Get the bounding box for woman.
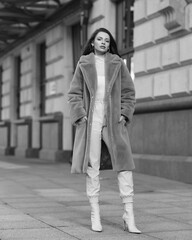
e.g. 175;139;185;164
68;28;141;234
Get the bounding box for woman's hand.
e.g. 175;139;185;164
119;115;126;123
76;116;87;125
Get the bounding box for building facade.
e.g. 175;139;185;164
131;0;192;183
0;0;192;183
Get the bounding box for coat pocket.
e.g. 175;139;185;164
71;121;87;173
118;120;130;144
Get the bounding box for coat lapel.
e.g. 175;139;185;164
105;53;121;94
79;52;121;96
79;53;97;96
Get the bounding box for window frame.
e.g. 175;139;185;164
0;66;2;120
116;0;135;73
38;41;46;116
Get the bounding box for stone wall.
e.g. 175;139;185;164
0;23;73;159
132;0;192;183
134;0;192;100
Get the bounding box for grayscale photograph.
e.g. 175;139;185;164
0;0;192;239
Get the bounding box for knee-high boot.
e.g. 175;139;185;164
90;200;102;232
118;171;141;234
123;202;141;234
86;174;102;232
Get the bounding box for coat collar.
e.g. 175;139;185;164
79;52;121;96
79;52;120;64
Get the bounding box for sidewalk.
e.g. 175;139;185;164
0;156;192;240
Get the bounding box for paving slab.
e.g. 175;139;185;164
0;220;48;230
7;201;64;209
0;156;192;240
148;230;192;240
0;228;76;240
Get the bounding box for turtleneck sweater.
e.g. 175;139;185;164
95;55;105;101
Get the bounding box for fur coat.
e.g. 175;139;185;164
68;52;136;174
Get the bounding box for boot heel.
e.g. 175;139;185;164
122;214;141;234
123;220;128;231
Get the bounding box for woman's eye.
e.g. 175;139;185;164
96;38;109;43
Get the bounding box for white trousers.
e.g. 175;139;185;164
86;101;134;204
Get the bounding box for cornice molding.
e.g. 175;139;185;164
185;0;192;3
110;0;122;3
135;96;192;114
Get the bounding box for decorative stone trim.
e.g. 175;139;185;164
89;15;105;25
185;0;192;3
158;0;187;34
110;0;121;3
135;95;192;113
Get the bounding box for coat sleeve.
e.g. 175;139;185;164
120;59;136;123
68;62;87;125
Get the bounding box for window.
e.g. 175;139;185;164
72;23;81;69
0;66;2;120
38;42;46;116
116;0;135;79
14;56;21;118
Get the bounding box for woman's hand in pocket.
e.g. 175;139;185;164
76;116;87;125
119;115;126;123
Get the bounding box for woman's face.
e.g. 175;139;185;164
93;31;110;55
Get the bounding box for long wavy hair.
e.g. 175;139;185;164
82;28;120;57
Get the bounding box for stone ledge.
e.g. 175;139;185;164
0;146;14;156
135;95;192;113
133;153;192;184
39;149;71;162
